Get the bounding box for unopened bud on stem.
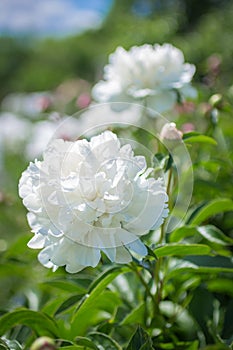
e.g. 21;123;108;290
209;94;223;109
30;337;56;350
160;122;183;141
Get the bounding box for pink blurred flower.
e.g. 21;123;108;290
76;93;91;109
175;101;196;114
181;123;195;133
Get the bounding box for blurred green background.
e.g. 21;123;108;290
1;0;233;100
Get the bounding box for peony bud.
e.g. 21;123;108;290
209;94;223;109
160;123;183;141
30;337;56;350
160;122;183;151
76;93;91;109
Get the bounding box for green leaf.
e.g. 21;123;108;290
55;294;85;316
168;266;233;279
154;340;199;349
88;266;127;293
126;326;153;350
187;199;233;226
0;339;9;350
200;346;229;350
169;225;233;248
169;226;197;243
183;132;217;145
4;340;22;350
197;225;233;245
153;343;174;349
121;303;145;326
154;244;212;258
42;280;86;294
207;279;233;296
0;309;59;337
71;267;129;336
187;341;199;350
42;296;68;316
58;347;83;350
89;332;122;350
75;336;99;350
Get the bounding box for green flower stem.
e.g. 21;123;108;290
129;262;157;306
158;166;173;245
155;166;173;307
154;256;163;305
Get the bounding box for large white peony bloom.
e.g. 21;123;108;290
19;131;168;273
92;44;196;113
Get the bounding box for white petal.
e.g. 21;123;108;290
126;239;147;257
102;247;116;262
146;91;177;113
65;264;85;273
27;233;45;249
180;84;197;99
67;243;101;268
38;246;55;269
23;193;41;212
115;246;132;264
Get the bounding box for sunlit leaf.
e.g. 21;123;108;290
0;339;9;350
89;332;122;349
70;267;129;336
0;339;22;350
168;265;233;279
183;132;217;145
169;225;233;247
42;296;67;316
187;199;233;226
55;294;85;316
169;227;197;243
121;303;145;326
207;279;233;296
197;225;233;245
88;266;128;293
154;244;211;258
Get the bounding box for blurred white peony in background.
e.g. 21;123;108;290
0;113;31;149
19;130;168;273
92;43;196;113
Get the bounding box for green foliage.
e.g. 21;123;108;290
1;1;233;97
0;1;233;349
154;243;212;258
126;326;153;350
0;310;59;337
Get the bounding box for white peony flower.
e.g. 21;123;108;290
92;44;196;113
2;92;52;118
19;131;168;273
0;112;32;150
25;116;82;159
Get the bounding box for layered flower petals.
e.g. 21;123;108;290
92;43;196;113
19;131;168;273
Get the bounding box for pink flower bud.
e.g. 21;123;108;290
76;93;91;109
30;337;56;350
160;122;183;141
